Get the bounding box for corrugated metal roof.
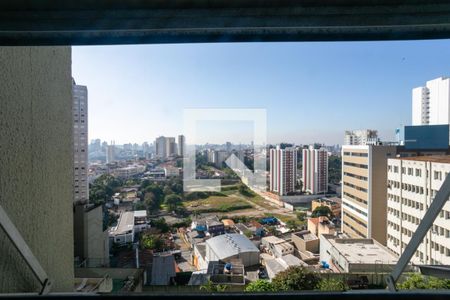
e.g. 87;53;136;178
205;234;259;259
150;254;176;285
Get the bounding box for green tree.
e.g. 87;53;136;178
296;211;307;221
316;278;349;291
272;266;320;291
163;185;173;196
144;192;156;208
311;205;333;219
152;218;170;233
200;280;228;292
89;174;122;205
328;155;342;184
398;273;450;290
144;184;164;203
165;194;182;211
245;280;275;292
133;202;146;211
141;233;164;251
286;220;298;231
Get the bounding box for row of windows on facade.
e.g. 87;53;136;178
388;165;448;180
343;152;368;157
343;200;367;217
343;162;368;169
343;191;368;206
342;220;366;238
388;193;425;210
388;212;450;237
387;180;441;197
387;234;448;260
343;171;368;181
343;210;367;228
388;235;450;258
343;181;367;193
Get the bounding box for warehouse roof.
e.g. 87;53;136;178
205;234;259;259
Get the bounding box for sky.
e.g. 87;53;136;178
72;39;450;145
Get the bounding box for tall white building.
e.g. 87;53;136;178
344;130;378;145
387;156;450;265
270;146;297;196
412;77;450;126
302;146;328;194
178;135;185;157
73;80;88;204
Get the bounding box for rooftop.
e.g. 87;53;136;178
109;211;134;236
134;210;147;218
262;236;288;245
265;254;308;279
323;235;398;265
293;230;318;242
150;253;176;285
221;219;235;227
392;155;450;164
205;234;259;259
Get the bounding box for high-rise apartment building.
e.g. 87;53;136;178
178;135;185;156
270;146;297;196
302;146;329;194
226;141;232;152
155;136;167;158
155;136;176;158
72;81;110;268
344;129;379;145
387;156;450;265
412;77;450;126
341;145;397;244
106;142;116;163
167;137;176;157
73;80;88;204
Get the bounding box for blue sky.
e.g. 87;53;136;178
72;39;450;145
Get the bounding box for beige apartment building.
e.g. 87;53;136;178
387;156;450;265
341;145;397;245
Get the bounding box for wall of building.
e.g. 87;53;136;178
292;234;319;253
369;146;397;245
85;205;110;267
341;146;370;239
0;47;74;292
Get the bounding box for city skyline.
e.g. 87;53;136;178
73;40;450;145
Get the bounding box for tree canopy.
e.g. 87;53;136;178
272;266;320;291
245;280;275;292
311;205;333;219
89;174;122;205
398;273;450;290
165;194;182;211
